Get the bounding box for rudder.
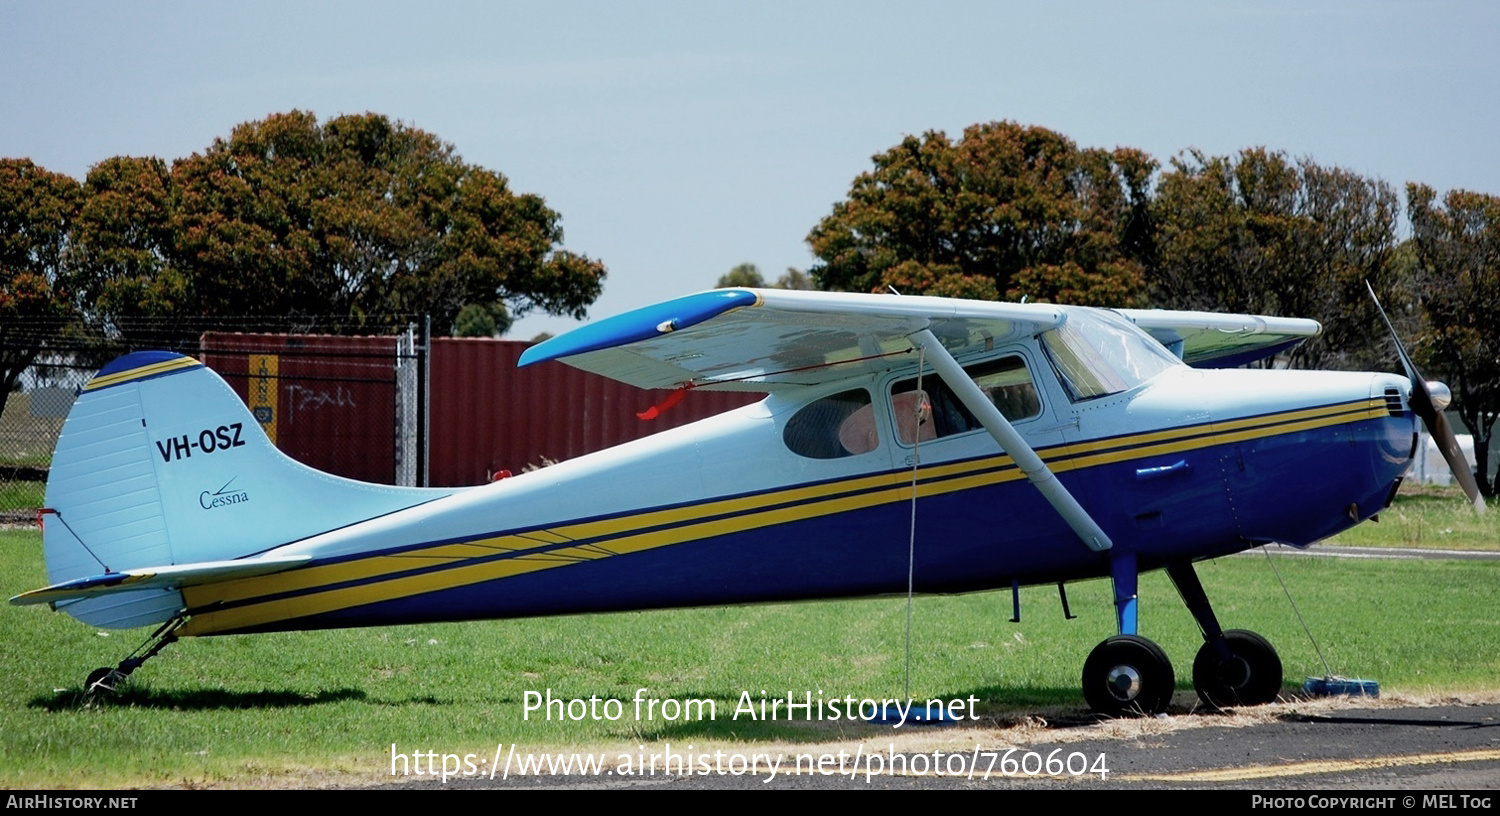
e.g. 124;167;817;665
42;351;454;628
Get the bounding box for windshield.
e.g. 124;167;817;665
1040;309;1182;401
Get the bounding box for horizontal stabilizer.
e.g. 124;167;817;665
10;555;311;607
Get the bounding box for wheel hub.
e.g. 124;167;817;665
1084;634;1176;716
1191;629;1284;709
1106;665;1142;701
1220;655;1251;688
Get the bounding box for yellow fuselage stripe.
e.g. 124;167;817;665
179;398;1390;635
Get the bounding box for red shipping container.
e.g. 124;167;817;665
199;334;763;487
426;339;761;486
201;333;399;484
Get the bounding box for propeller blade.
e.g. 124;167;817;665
1429;410;1487;513
1365;282;1486;513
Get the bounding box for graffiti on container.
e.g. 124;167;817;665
285;384;357;424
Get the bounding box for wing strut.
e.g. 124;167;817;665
910;329;1112;552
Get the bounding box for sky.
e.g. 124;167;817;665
3;1;1497;340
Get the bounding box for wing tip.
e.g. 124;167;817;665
519;289;762;367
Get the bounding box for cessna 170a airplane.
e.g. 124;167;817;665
11;287;1479;715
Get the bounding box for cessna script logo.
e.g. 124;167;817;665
199;476;249;510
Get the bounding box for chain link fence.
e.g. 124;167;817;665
1;319;764;524
1;320;426;525
0;359;96;523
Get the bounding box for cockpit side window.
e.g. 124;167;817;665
784;388;879;459
889;355;1041;445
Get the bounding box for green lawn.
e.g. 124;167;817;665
0;391;63;470
0;480;44;517
1321;484;1500;550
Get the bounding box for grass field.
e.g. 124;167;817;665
1320;484;1500;550
1;389;61;519
0;391;63;470
1;489;1497;788
0;480;43;517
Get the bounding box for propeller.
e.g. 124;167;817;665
1366;282;1486;513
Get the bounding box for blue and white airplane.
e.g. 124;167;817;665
11;288;1478;715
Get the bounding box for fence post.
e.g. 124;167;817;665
394;327;418;487
419;316;431;488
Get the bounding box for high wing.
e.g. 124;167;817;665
519;289;1065;390
519;289;1320;385
1117;308;1321;368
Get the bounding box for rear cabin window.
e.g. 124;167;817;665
784;389;879;459
889;356;1041;445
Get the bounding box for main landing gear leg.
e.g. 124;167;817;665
1168;562;1283;709
1082;553;1175;716
86;616;185;695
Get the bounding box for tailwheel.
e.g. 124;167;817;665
1192;629;1283;709
1082;634;1175;716
81;615;185;697
85;667;126;695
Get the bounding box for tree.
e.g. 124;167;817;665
68;156;183;337
0;159;82;419
452;301;512;337
774;267;814;290
1151;149;1402;369
717;262;766;288
715;263;814;291
806;121;1155;306
1408;183;1500;496
69;111;605;344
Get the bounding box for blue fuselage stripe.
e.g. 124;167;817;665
182;397;1410;635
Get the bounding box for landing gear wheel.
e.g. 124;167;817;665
1082;635;1175;716
1192;629;1282;709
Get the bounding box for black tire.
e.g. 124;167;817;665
1082;635;1175;716
1192;629;1283;709
85;667;120;693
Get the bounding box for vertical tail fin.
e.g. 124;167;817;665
40;351;454;628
